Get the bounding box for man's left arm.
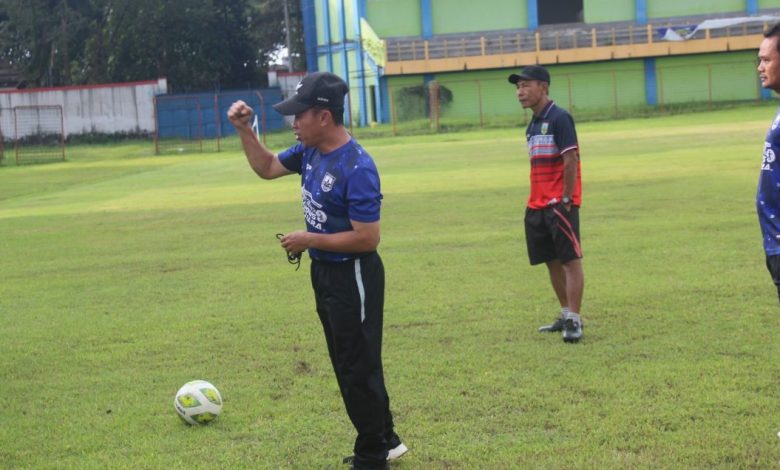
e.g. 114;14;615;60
280;221;380;255
555;113;579;210
562;148;578;210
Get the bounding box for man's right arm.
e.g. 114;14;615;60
227;100;292;180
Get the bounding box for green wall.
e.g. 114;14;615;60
647;0;744;19
545;61;646;112
431;0;527;35
384;52;760;122
759;0;780;7
656;52;759;104
366;0;421;37
385;60;646;121
584;0;635;23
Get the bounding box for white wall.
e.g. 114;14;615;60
0;78;168;137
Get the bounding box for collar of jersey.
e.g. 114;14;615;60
316;138;354;158
532;100;555;121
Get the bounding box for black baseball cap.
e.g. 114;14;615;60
272;72;349;115
508;65;551;85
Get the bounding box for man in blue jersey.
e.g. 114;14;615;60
228;72;406;470
758;24;780;303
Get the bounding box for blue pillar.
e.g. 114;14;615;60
337;0;351;125
321;0;333;72
380;76;390;123
747;0;759;15
421;0;433;39
636;0;647;25
301;0;318;72
374;72;383;123
527;0;538;30
354;0;368;126
644;58;657;106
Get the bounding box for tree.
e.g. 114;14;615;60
0;0;305;91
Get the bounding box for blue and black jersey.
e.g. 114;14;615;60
757;107;780;256
524;100;581;209
279;139;382;262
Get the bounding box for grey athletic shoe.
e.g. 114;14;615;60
562;317;583;343
538;317;566;332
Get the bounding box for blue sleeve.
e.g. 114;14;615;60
278;143;305;174
347;166;382;223
554;113;579;154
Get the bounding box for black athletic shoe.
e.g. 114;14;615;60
343;442;408;465
348;463;388;470
538;317;566;332
562;317;583;343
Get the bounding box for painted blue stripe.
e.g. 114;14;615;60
527;0;538;30
355;0;368;126
337;0;350;125
301;0;318;72
644;58;657;106
380;76;389;123
421;0;433;39
747;0;758;15
321;0;333;72
636;0;647;25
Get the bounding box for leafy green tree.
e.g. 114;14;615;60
0;0;304;90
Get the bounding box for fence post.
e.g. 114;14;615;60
428;81;440;132
153;96;159;155
389;87;397;137
214;94;221;152
254;90;267;144
591;28;597;48
424;40;429;60
658;68;665;113
707;64;713;108
567;74;574;115
480;37;486;56
477;80;484;127
535;31;541;52
612;70;619;118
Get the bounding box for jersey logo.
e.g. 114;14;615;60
541;122;549;135
321;172;336;192
763;141;776;171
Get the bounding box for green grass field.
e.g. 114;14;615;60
2;104;779;469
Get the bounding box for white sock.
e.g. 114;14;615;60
560;307;570;318
567;311;581;322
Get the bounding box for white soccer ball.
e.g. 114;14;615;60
174;380;223;425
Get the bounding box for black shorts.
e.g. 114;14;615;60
525;205;583;265
765;254;780;303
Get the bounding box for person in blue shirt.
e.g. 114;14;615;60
228;72;406;470
757;24;780;303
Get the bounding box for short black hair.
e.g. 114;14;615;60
314;106;345;126
765;22;780;53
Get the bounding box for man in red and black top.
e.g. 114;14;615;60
509;65;584;343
